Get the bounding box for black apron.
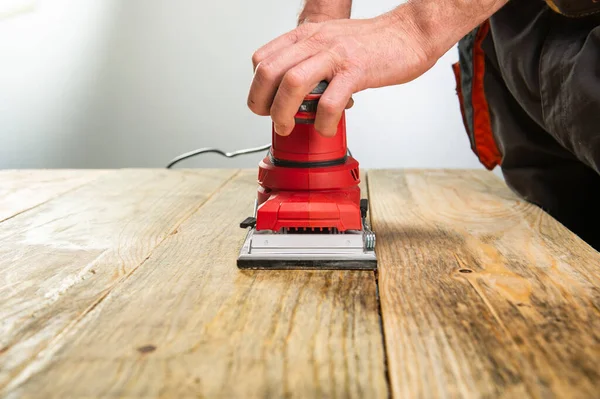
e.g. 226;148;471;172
453;0;600;249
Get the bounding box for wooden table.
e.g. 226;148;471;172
1;169;599;398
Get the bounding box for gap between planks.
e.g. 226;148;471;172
374;270;392;399
361;169;393;399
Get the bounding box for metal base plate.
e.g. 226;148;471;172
237;227;377;270
237;257;376;270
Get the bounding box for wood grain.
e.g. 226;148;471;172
368;169;600;399
0;169;237;393
4;170;388;398
0;169;107;222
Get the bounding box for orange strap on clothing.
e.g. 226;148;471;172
453;20;502;170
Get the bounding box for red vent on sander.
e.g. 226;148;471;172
255;81;362;233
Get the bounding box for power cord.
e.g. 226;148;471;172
166;143;353;168
166;143;271;168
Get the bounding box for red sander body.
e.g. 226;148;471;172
237;81;376;269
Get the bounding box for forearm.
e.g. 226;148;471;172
298;0;352;23
385;0;508;59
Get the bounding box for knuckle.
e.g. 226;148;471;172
252;50;263;68
330;42;348;59
290;29;302;42
289;25;310;44
282;68;306;90
254;62;277;83
295;23;313;38
308;30;328;46
318;97;341;115
251;50;263;67
324;49;341;70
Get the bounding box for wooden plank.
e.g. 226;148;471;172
0;169;107;222
0;168;238;392
368;169;600;398
5;171;389;398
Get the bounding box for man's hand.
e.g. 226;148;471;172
248;12;433;137
248;0;508;137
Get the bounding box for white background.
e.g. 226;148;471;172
0;0;488;171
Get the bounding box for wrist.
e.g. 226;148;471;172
298;0;352;24
382;0;508;60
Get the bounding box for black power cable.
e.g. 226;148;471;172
166;144;271;168
166;144;353;168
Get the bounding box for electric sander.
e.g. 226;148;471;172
237;81;376;269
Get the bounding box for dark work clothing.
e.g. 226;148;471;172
454;0;600;250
